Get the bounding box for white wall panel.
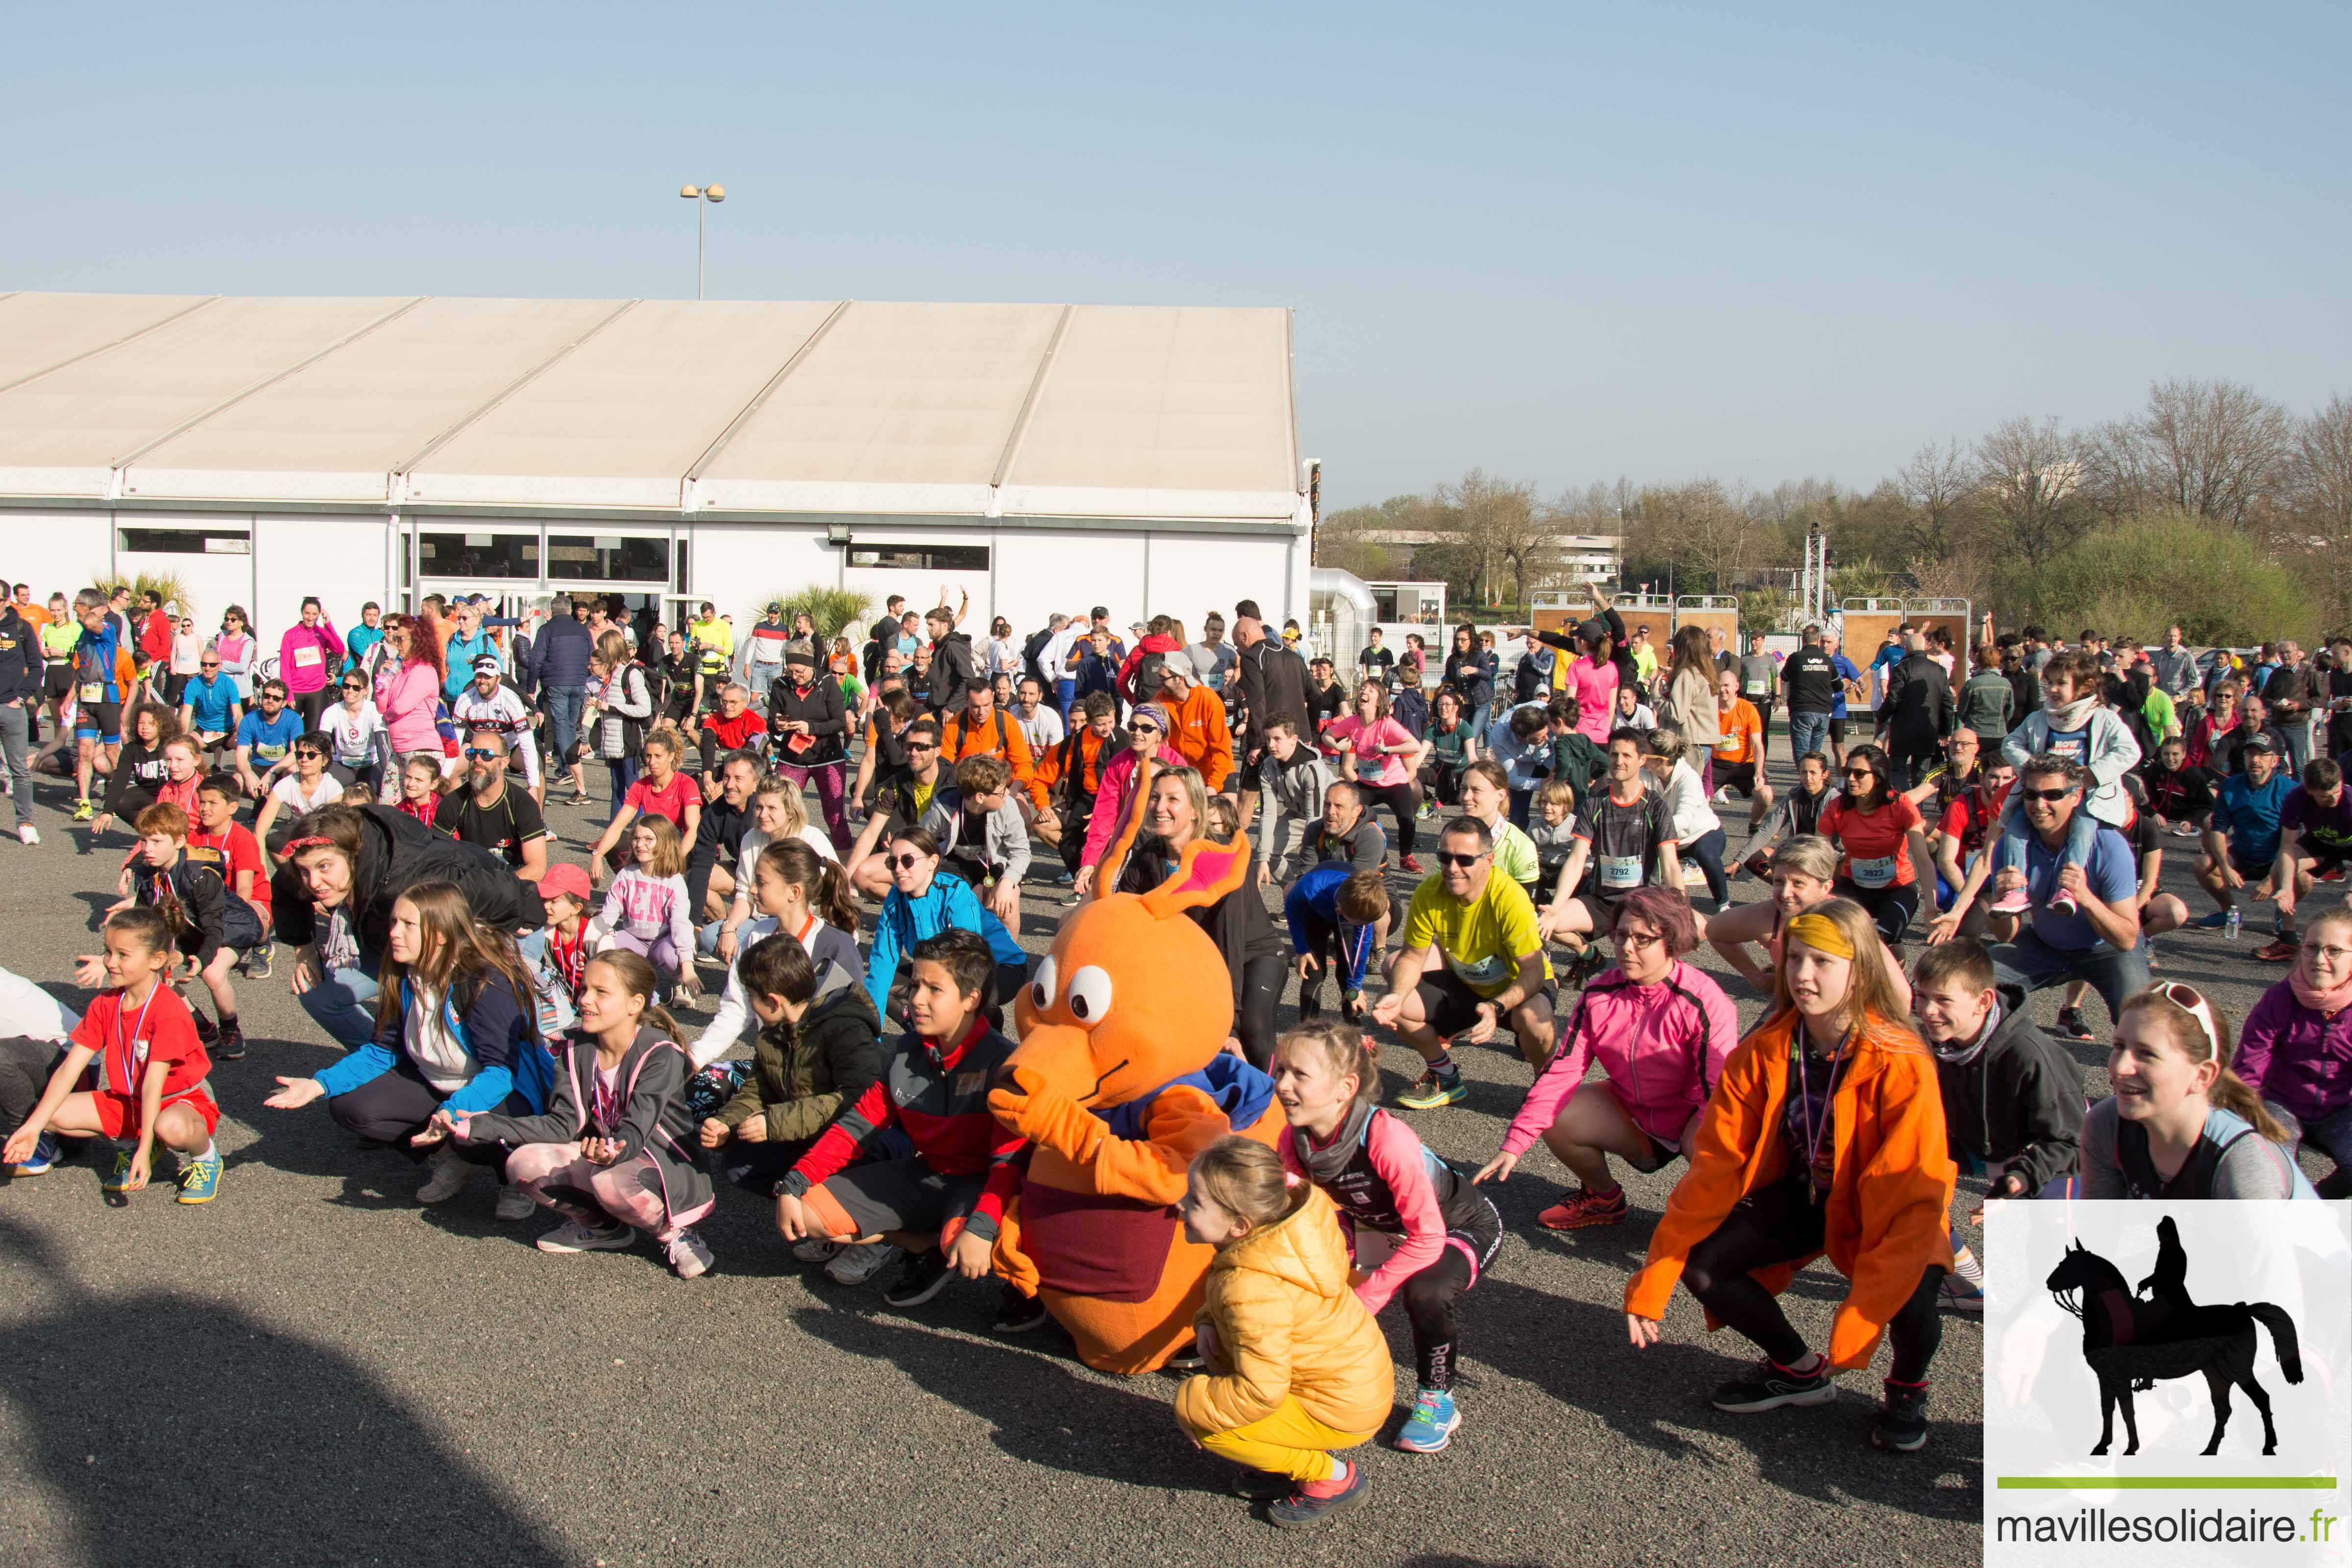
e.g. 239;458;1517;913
1141;532;1292;631
684;522;838;626
987;529;1148;637
253;514;392;638
0;510;114;602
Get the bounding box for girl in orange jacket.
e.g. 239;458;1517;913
1173;1136;1393;1529
1624;898;1956;1454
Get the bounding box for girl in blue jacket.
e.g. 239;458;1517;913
263;879;550;1217
866;826;1027;1027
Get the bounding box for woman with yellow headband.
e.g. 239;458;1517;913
1624;898;1956;1455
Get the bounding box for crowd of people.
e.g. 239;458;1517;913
0;570;2342;1528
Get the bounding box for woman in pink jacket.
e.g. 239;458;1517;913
1475;884;1738;1229
277;596;347;729
372;613;446;766
1072;702;1170;896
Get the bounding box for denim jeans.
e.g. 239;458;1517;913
1992;797;2097;877
2280;715;2315;778
541;685;586;770
1787;710;1830;767
1989;928;2151;1025
2265;1101;2352;1178
0;702;32;829
300;964;383;1052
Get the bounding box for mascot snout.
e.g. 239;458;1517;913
1001;1021;1114;1107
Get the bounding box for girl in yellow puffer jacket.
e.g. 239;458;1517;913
1173;1136;1393;1529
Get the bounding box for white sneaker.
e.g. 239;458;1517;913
792;1237;844;1264
494;1182;538;1221
1710;787;1733;805
416;1146;474;1203
824;1240;901;1286
536;1219;638;1253
16;824;36;846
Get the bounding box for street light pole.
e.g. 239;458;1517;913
679;183;727;299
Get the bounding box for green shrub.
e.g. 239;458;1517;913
760;586;872;645
90;568;197;623
1998;512;2314;647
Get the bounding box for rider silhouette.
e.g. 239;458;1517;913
2130;1215;2195;1387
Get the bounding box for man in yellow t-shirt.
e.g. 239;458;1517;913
1371;817;1557;1106
1709;667;1774;832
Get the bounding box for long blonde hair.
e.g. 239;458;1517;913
1190;1135;1309;1230
1770;897;1912;1042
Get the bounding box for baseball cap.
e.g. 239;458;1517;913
2241;731;2279;755
539;862;592;906
471;654;501;673
766;602;784;614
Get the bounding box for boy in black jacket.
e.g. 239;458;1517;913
1912;936;2085;1312
113;803;262;1060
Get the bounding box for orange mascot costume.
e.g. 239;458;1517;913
988;759;1285;1373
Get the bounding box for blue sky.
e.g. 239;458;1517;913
7;2;2347;505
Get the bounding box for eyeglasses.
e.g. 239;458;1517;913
888;853;927;870
2017;785;2076;803
464;746;502;760
1434;851;1488;869
2305;944;2352;965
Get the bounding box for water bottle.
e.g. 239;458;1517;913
2224;908;2242;941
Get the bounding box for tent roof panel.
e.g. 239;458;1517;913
0;292;214;391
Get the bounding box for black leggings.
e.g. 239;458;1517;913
1233;952;1286;1070
1353;779;1417;861
0;1037;63;1132
325;1054;516;1166
1682;1178;1944;1383
294;688;332;729
1390;1196;1501;1390
328;759;385;798
1834;877;1921;949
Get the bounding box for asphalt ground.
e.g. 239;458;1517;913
0;732;2329;1568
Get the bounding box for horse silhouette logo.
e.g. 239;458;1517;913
2044;1217;2304;1457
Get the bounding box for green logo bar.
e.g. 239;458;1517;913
1998;1477;2340;1491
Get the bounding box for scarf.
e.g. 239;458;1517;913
2043;692;2099;734
1930;998;2003;1067
2288;968;2352;1019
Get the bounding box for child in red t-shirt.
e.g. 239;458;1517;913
1;907;224;1202
190;773;275;979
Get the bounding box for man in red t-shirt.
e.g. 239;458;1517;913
1;907;223;1201
188;774;274;977
697;682;770;794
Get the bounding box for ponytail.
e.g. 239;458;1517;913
2210;1071;2293;1145
584;949;686;1050
761;839;857;932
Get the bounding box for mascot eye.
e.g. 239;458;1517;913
1029;955;1058;1013
1065;965;1113;1025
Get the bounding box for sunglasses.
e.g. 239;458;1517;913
464;746;502;760
1132;723;1162;736
294;750;324;761
905;741;938;753
2017;785;2077;803
1843;767;1876;780
888;853;927;870
200;662;220;670
1434;850;1487;869
342;681;366;691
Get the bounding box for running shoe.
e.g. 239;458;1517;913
792;1237;843;1265
72;798;94;823
1938;1275;1984;1314
1338;988;1364;1024
494;1183;538;1221
16;824;36;846
2193;908;2233;929
1537;1185;1629;1230
101;1150;136;1194
1710;1355;1837;1413
993;1283;1050;1333
1872;1381;1930;1451
882;1248;953;1308
665;1228;715;1279
1395;1069;1467;1110
416;1148;474;1203
214;1019;245;1061
176;1149;223;1205
190;1009;219;1047
1400;854;1425;874
2048;889;2079;917
1227;1469;1293;1500
536;1219;638;1253
2253;937;2300;963
244;945;272;980
824;1240;900;1285
1987;886;2031;916
1395;1388;1461;1453
2166;820;2198;837
7;1132;61;1176
1268;1461;1368;1529
2321;864;2347;883
2050;1007;2095;1043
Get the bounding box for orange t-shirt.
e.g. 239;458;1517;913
1712;699;1762;765
1817;793;1925;888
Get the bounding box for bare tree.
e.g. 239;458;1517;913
2071;417;2158;522
1434;469;1553;608
2130;378;2292;525
2287;395;2352;622
1973;416;2092;569
1895;438;1974;561
1644;478;1757;595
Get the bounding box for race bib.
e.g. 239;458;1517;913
1598;853;1642;888
1446;951;1509;987
1850;853;1898;888
78;682;103;703
254;739;288;760
1715;735;1742;759
292;645;321;669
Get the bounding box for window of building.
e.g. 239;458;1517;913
547;535;670;584
416;531;538;579
117;526;250;555
847;544;990;572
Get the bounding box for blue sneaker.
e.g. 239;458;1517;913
8;1132;60;1176
1396;1387;1461;1452
177;1149;223;1205
2193;909;2232;930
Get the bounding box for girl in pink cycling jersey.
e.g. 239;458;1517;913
1476;885;1738;1229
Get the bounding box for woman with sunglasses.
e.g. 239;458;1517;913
2084;981;2319;1199
862;826;1028;1027
208;606;257;702
1816;744;1935;951
1073;702;1171;899
254;730;344;854
166;615;203;709
1112;762;1286;1068
325;669;393;802
1625;897;1956;1453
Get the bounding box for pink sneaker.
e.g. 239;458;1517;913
1988;886;2032;915
2048;889;2078;917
